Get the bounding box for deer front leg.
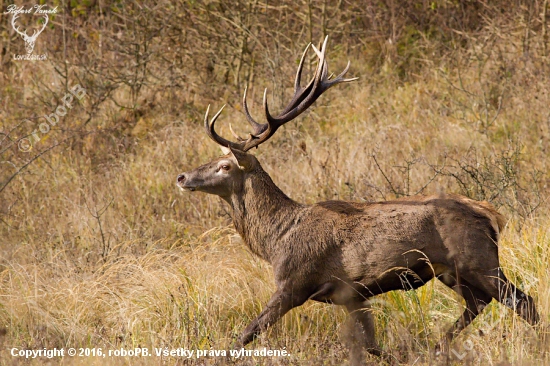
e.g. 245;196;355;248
343;299;380;363
236;289;306;346
344;298;396;365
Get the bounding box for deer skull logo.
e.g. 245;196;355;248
11;12;48;55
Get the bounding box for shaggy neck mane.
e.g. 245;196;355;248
229;168;303;262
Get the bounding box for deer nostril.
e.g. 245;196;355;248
177;174;186;183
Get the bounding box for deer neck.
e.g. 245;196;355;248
228;169;302;263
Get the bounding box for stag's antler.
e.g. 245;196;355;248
12;12;49;54
205;36;358;152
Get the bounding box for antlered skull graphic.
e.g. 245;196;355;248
11;12;48;54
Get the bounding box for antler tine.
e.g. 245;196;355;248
315;37;358;86
326;61;359;86
204;104;237;149
294;43;311;93
310;36;327;59
205;104;263;151
229;123;245;142
242;86;266;136
311;36;330;82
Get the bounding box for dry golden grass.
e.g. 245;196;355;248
0;220;548;365
1;5;550;364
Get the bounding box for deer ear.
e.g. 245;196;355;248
229;147;253;171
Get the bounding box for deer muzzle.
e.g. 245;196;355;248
177;173;196;191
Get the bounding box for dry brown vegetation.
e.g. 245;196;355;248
0;0;549;364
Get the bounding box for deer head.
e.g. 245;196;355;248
177;146;257;201
12;12;49;54
177;36;357;198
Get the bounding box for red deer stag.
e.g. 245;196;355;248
177;37;539;362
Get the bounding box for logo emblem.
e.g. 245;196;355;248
11;12;48;55
4;4;58;60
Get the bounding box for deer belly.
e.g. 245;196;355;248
353;261;436;297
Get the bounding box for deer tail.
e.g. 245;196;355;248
476;200;507;237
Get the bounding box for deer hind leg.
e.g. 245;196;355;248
435;271;492;356
465;268;539;326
